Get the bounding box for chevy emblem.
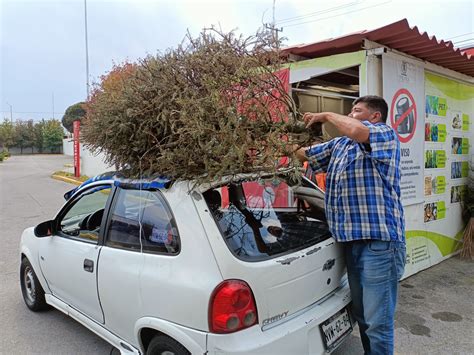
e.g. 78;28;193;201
323;258;336;271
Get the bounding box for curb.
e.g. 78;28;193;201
51;174;83;186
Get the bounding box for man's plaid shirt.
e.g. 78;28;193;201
306;121;405;243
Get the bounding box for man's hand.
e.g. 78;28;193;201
303;112;328;128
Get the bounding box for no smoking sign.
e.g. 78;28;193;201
390;88;417;143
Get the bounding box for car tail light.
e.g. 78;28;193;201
209;280;258;333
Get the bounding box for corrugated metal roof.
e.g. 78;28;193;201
463;47;474;57
282;19;474;77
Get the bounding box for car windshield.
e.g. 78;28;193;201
203;176;330;261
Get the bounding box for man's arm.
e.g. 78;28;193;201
290;139;336;173
304;112;370;143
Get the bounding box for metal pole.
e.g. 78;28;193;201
84;0;90;100
273;0;276;42
272;0;275;27
52;92;55;119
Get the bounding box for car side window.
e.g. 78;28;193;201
59;185;112;243
106;189;180;254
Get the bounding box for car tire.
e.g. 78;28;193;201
146;335;190;355
20;258;48;311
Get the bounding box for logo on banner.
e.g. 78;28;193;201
400;62;408;77
390;88;417;143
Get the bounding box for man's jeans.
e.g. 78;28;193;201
343;240;406;355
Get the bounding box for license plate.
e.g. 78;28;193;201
320;307;352;351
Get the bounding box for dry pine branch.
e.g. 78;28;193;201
83;28;319;184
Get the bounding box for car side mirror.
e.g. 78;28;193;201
34;220;55;238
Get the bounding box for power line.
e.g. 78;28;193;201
275;1;359;25
282;0;392;28
453;38;474;45
457;42;474;50
446;32;474;40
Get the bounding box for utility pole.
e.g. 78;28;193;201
265;0;282;44
264;23;283;43
84;0;90;100
273;0;276;27
52;93;55;119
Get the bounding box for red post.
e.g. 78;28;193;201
73;120;81;177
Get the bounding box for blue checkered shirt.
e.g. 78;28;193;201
306;121;405;243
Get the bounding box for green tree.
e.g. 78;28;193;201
43;119;64;153
14;120;35;153
0;119;14;150
34;119;46;153
62;102;86;133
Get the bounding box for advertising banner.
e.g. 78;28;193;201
73;120;81;177
383;54;425;206
404;71;473;277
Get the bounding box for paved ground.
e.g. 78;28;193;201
334;256;474;355
0;155;112;354
1;155;473;354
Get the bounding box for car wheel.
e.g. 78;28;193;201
20;258;48;311
146;335;190;355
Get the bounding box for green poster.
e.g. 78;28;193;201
437;201;446;219
425;150;433;168
426;95;439;115
435;176;446;194
462;162;469;177
462;114;470;131
438;124;446;142
461;138;469;154
438;98;447;116
436;150;446;168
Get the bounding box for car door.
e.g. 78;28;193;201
98;187;181;344
38;183;114;323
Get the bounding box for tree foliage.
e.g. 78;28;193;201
0;119;64;153
14;120;35;152
62;102;86;133
34;119;46;153
84;28;316;184
42;119;64;152
0;119;15;149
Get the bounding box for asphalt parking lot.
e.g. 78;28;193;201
1;155;473;354
0;155;112;354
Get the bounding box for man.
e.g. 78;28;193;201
295;95;405;355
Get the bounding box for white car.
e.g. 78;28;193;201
19;172;352;354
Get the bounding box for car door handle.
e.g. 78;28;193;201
83;259;94;273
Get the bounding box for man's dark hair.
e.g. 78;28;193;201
353;95;388;123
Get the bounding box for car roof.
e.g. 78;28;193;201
63;171;172;200
63;168;309;200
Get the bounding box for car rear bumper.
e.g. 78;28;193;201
205;281;352;354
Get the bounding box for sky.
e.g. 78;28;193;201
1;0;473;122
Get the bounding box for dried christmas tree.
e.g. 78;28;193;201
83;28;317;184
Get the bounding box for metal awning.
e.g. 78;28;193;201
282;19;474;77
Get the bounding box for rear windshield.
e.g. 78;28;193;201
203;177;330;261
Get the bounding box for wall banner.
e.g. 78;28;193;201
403;71;473;278
73;120;81;178
383;54;425;206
